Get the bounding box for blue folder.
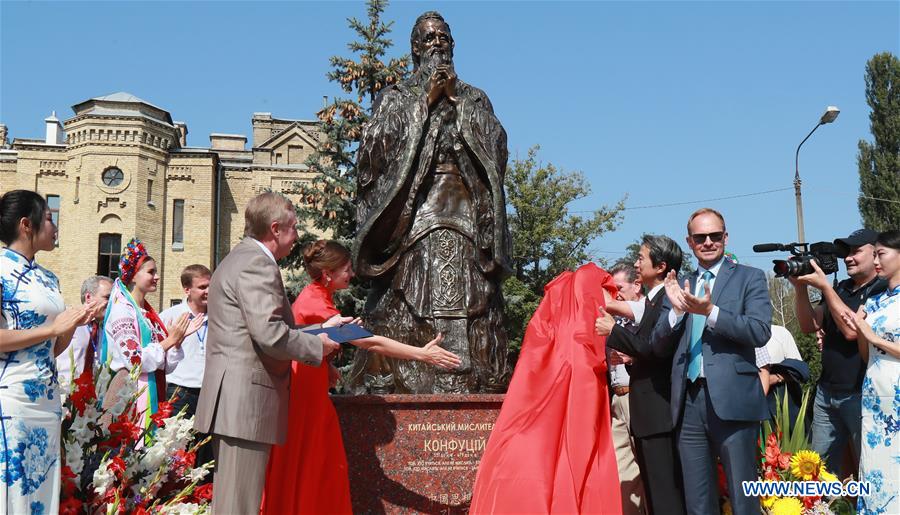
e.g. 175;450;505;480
303;324;374;344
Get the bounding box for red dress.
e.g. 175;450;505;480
260;281;353;514
470;263;622;514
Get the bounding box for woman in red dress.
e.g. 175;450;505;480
261;240;461;514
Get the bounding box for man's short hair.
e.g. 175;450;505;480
641;234;684;276
80;275;112;303
244;191;294;240
609;262;638;283
686;207;726;234
181;264;212;288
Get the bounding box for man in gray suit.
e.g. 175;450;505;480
653;208;772;515
195;192;343;513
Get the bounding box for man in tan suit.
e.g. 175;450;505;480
195;192;343;513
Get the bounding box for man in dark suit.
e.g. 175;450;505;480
596;235;686;515
652;208;772;515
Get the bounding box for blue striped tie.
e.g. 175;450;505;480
686;270;714;381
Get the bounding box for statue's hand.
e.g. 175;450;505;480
427;69;445;107
441;64;458;104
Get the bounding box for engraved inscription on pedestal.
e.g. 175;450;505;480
334;394;503;514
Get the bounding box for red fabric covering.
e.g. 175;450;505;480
470;263;622;514
260;281;353;514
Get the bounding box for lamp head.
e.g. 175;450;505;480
820;106;840;124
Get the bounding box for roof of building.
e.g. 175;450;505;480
71;92;174;126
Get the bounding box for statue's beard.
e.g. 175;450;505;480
414;48;454;86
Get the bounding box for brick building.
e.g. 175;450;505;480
0;92;323;308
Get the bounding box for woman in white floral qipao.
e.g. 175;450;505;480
0;190;93;514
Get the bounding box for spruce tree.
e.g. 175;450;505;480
284;0;409;315
857;52;900;231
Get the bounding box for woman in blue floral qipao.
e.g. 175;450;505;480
0;190;93;514
845;230;900;515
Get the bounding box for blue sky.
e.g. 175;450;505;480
2;1;898;273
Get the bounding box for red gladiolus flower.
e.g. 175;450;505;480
108;455;127;477
61;465;79;495
764;467;780;481
59;496;83;515
171;449;196;475
193;483;213;502
802;495;821;509
150;401;174;428
717;462;728;497
777;451;792;471
69;369;97;415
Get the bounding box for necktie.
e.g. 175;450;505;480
686;270;714;381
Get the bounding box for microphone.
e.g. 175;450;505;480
752;243;784;253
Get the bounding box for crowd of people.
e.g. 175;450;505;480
587;217;899;515
1;184;898;515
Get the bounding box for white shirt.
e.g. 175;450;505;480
160;300;207;388
627;283;665;325
57;324;93;393
252;238;277;264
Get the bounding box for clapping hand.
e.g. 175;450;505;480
52;302;95;338
842;305;873;339
664;270;713;316
422;333;461;370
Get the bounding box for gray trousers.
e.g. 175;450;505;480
211;434;271;514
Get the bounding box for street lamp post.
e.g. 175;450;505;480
794;106;840;244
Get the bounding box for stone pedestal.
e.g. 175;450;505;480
333;394;503;514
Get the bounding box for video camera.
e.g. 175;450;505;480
752;241;840;278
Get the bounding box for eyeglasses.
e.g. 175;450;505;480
690;232;725;245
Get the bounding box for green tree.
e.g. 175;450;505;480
857;52;900;231
283;0;409;315
504;145;626;359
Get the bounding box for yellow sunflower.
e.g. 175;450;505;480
761;493;778;509
819;469;838;483
790;449;822;480
770;497;804;515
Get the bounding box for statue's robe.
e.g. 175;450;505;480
351;77;511;393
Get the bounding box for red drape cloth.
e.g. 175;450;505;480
469;263;622;514
260;281;353;514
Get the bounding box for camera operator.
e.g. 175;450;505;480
790;228;886;478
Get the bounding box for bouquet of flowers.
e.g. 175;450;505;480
60;366;214;514
755;389;855;515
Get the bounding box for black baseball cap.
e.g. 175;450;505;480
833;229;878;258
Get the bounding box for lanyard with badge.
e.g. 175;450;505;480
189;312;208;354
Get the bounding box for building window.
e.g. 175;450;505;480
275;153;282;164
98;233;121;279
288;145;303;164
46;194;60;245
172;199;184;249
147;179;154;204
102;167;124;187
170;299;182;307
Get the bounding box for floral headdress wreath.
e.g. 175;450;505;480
119;238;150;284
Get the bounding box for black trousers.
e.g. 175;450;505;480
634;431;686;515
167;383;214;484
